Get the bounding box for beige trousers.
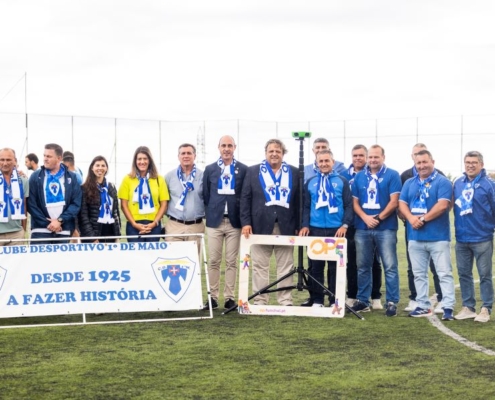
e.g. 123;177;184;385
251;223;294;306
206;219;241;302
0;229;26;246
164;218;205;252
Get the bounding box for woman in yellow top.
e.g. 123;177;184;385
118;146;169;243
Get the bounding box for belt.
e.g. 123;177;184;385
168;216;203;225
223;214;229;218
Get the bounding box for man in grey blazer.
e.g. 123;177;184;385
202;135;248;310
241;138;299;306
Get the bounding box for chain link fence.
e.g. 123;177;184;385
2;112;494;185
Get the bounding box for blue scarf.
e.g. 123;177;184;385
258;160;292;208
97;181;115;223
0;168;26;223
217;157;236;195
346;163;365;187
363;165;386;210
411;170;438;214
45;164;66;207
175;164;196;211
315;171;338;213
455;172;482;216
133;173;155;214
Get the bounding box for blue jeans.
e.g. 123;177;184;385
405;226;443;301
455;240;494;312
31;232;70;245
409;241;455;310
126;220;162;243
355;229;399;305
346;227;381;299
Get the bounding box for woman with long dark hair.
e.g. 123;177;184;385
78;156;121;243
118;146;169;243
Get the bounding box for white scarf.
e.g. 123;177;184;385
258;160;292;208
97;181;115;223
455;172;482;216
132;173;155;214
217;157;236;195
315;172;338;214
0;168;26;223
363;165;386;210
175;164;196;211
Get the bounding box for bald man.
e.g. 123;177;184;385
202;136;248;310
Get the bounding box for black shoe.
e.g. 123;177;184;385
224;299;236;310
202;298;218;310
300;298;313;307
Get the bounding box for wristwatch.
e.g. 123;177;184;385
419;215;426;223
57;217;64;224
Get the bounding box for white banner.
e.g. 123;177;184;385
0;241;203;318
237;235;347;318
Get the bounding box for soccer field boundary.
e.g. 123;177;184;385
405;278;495;356
428;315;495;356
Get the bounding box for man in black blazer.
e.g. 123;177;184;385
241;138;299;306
202;135;248;310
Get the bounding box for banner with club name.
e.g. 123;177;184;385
0;241;203;318
237;235;347;318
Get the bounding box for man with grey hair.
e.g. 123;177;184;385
165;143;205;247
300;137;346;306
303;137;346;183
241;138;299;306
299;149;353;307
0;148;29;246
453;150;495;323
202;135;248;310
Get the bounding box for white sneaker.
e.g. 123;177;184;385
454;306;477;320
474;307;490;323
372;299;383;310
346;298;356;307
312;303;324;308
434;302;444;314
404;300;418;312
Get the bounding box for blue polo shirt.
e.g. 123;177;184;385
302;172;353;229
352;166;401;230
399;173;452;241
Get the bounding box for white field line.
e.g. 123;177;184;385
428;315;495;356
426;278;495;356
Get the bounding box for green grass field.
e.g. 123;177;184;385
1;221;495;399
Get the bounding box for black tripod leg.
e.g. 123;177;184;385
301;268;364;320
222;267;300;315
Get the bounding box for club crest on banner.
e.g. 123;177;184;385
151;257;196;303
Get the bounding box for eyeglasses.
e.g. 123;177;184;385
464;161;480;166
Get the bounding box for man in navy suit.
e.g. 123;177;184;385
241;138;299;306
202;135;248;310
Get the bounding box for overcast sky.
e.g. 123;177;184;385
1;0;494;122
